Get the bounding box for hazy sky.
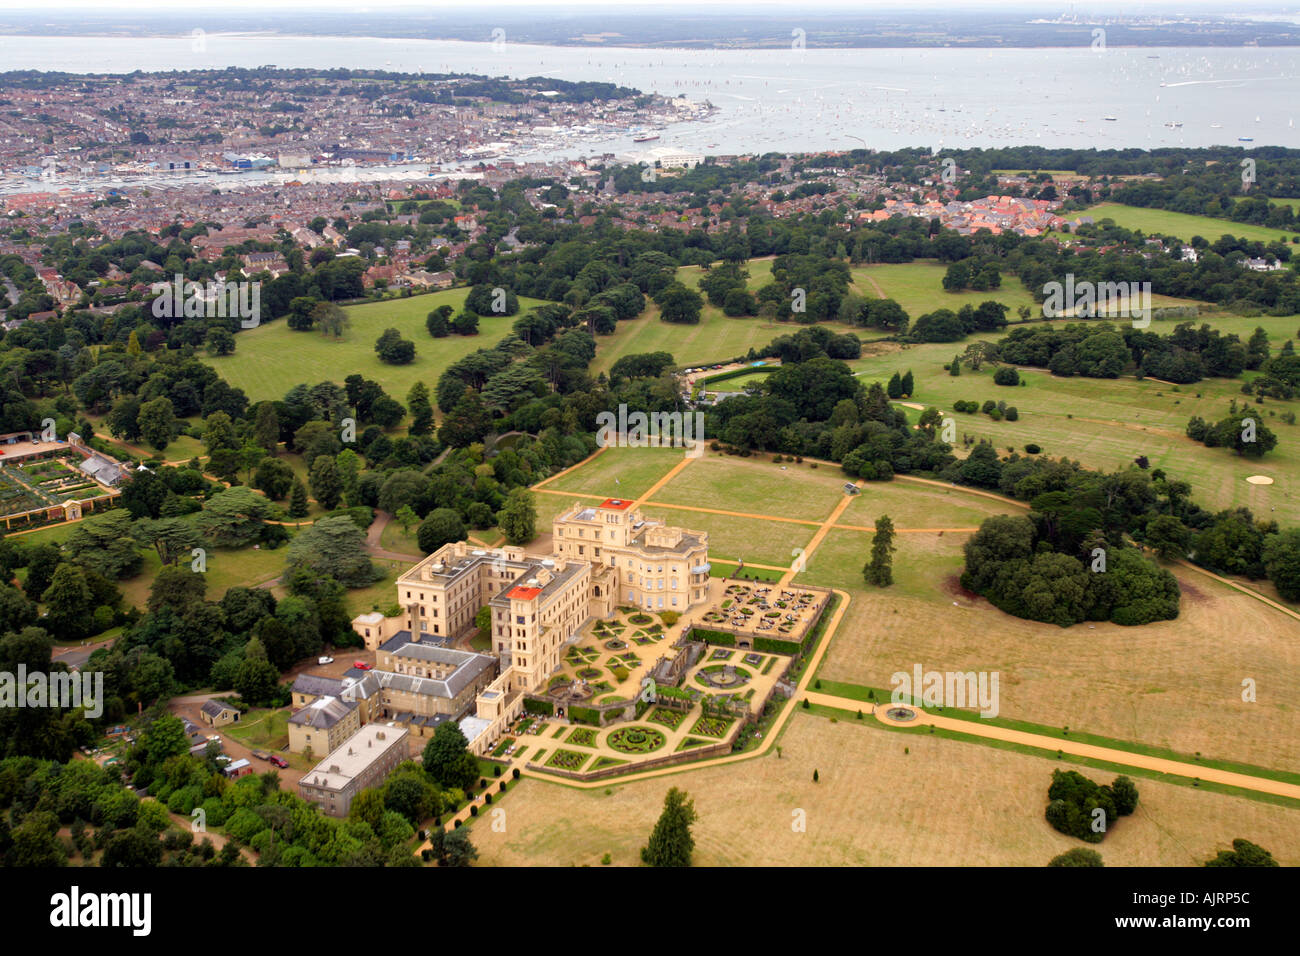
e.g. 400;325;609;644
0;0;1285;11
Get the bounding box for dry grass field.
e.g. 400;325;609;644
470;714;1300;866
803;530;1300;773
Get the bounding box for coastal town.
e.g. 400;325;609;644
0;68;711;190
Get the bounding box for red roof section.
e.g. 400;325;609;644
505;585;542;601
598;498;634;511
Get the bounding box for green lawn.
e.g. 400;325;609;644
590;259;860;376
650;454;849;522
849;260;1042;318
1076;202;1300;245
343;570;403;617
543;445;682;500
202;542;288;595
160;435;204;463
225;708;291;750
845;335;1300;513
795;526;965;600
840;480;1017;529
378;518;422;556
207;288;551;403
642;507;816;567
708;370;775;392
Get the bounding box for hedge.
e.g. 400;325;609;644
523;698;554;716
754;636;802;655
698;365;775;387
689;627;736;646
569;705;602;726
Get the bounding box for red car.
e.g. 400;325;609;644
353;661;373;671
267;754;288;768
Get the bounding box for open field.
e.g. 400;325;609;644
206;288;550;403
850;260;1041;317
803;528;1300;773
470;712;1300;866
590;260;862;376
840;478;1016;528
1077;202;1300;244
843;337;1300;513
641;506;817;567
541;444;682;500
649;453;849;521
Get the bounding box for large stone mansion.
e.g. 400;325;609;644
320;497;711;753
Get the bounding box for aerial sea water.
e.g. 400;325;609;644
3;34;1298;159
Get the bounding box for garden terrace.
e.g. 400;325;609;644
683;579;834;653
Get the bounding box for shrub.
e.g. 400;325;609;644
1004;406;1019;421
993;366;1020;386
1024;443;1041;454
1049;848;1104;867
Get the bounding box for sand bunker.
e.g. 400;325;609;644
1245;475;1274;485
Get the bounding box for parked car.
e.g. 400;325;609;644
267;754;289;768
353;661;372;671
251;749;271;762
318;655;335;665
